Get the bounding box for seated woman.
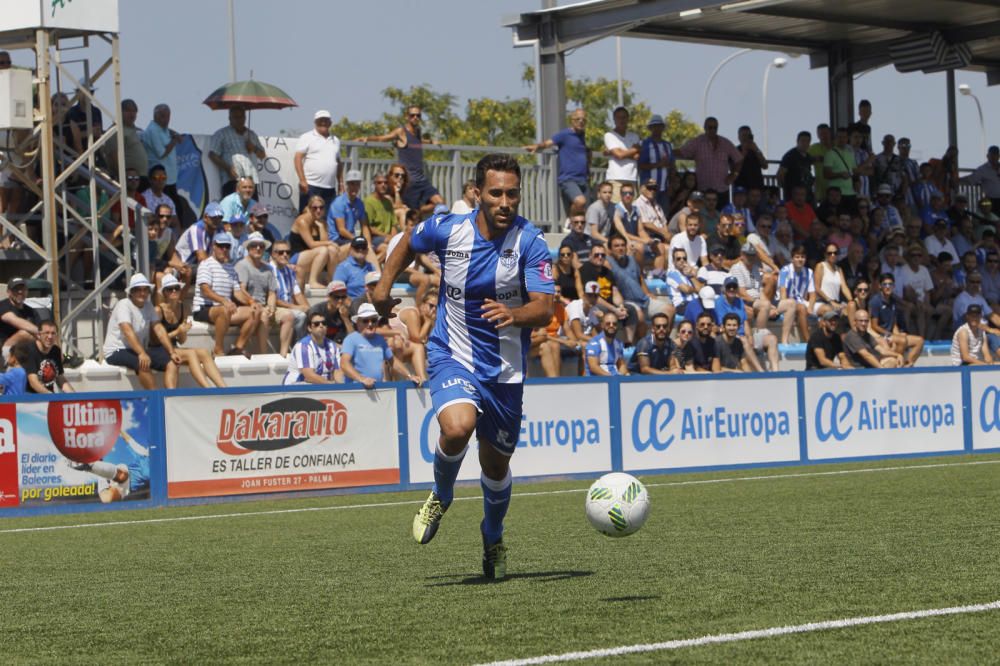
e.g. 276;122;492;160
154;274;226;388
289;194;340;293
283;311;344;385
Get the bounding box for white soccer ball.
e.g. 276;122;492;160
585;472;650;537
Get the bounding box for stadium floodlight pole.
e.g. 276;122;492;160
762;57;787;156
702;48;752;120
959;84;987;156
227;0;237;82
616;37;624;108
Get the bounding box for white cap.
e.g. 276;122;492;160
126;273;154;293
698;286;717;306
241;231;271;250
345;169;363;182
365;271;381;285
583;281;601;295
351;302;380;322
314;109;332;121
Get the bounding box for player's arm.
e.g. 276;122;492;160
372;228;417;317
483;291;554;330
341;352;376;389
586;352;611;377
300;367;334;384
616;354;630;376
57;374;75;392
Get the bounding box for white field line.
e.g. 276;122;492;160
2;457;998;535
475;600;1000;666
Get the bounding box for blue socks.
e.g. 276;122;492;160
431;443;467;506
480;470;512;545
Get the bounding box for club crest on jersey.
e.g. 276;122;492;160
499;248;519;269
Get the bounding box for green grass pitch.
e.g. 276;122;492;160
2;454;1000;664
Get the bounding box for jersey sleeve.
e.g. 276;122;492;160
584;337;601;358
408;214;445;255
523;231;555;294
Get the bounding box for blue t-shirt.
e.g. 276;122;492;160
409;210;555;384
714;295;747;335
584;334;624;376
0;366;27;396
551;128;589;183
333;256;375;298
341;331;392;382
327;194;368;242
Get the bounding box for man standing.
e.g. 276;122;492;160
295;109;343;213
638;114;673;211
525;108;591;215
733;126;766;192
24;320;74;393
603;106;640;203
208;106;266;197
141;103;181;212
962;146;1000;210
777;131;815;199
808;123;833;202
676;117;742;205
873;134;904;197
585;312;628;376
106;99;148;179
585;181;614;244
372;153;555;580
823;127;859;213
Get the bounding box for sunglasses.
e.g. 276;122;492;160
652;324;670;330
309;205;324;210
881;282;895;287
856;287;869;293
826;251;838;256
592;252;606;258
679;329;693;335
309;321;326;328
163;285;181;293
358;317;378;325
621;191;635;197
272;249;290;256
408;113;421;118
215;243;232;249
391;172;406;177
330;293;347;299
559;252;573;257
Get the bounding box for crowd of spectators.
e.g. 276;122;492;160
3;73;1000;390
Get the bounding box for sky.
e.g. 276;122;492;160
5;0;999;168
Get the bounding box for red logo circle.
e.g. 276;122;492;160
47;400;123;464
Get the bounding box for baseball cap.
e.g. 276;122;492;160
204;202;224;218
709;244;725;255
7;277;26;291
723;276;739;289
228;214;247;226
351;303;379;322
212;231;236;247
821;310;840;321
876;184;893;195
365;271;381;285
989;145;999;155
647;114;665;127
583;281;601;295
733;186;747;194
350;236;369;249
689;190;705;202
967;304;984;316
345;169;363;182
327;280;348;294
126;273;154;293
698;286;717;306
741;241;758;255
314;109;332;121
249;202;270;217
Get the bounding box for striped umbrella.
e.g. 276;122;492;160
202;80;297;110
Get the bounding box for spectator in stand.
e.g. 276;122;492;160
948;194;972;228
0;342;29;397
682;286;718;328
294;109;343;213
900;138;920;211
672;320;697;372
66;84;103;158
665;248;698;316
849;99;873;152
851;128;875;201
961;146;1000;210
729;242;775;334
635;179;670;248
770;222;795;268
611;183;657;269
142;103;182;213
777;131;815;199
734;126;766;192
153;274;226;388
931;253;960;316
873;183;904;231
723;186;755;232
104;273;182;388
579;245;627;334
628;311;677;375
898;244;936;340
524;108;591;215
105;99;148;180
716;276;778;372
786;185;819;241
397;290;437;347
697;245;731;293
952;271;1000;340
235;232;281;355
671;171;698;216
744;213;780;274
310;280;353;345
843;309;901;368
638;114;674;211
0;278;39;359
872;134;904;199
585;312;628;376
869;272;923;366
979;251;1000;308
974;197;999;228
269;239;310;356
912;162;943;211
560;206;601;263
839;241;867;294
342;303;417;387
351;273;427;382
174;202;222;266
334;236;376;299
689;311;718;372
668;210;706;270
602;106;640;203
191;232;260;358
529;284;578;378
714;312;750;373
24;320;74;393
225;216;249;263
817;186;846;224
951;304;995;366
141;164;176;230
667;189;704;236
566;281;603;344
359;105;444;216
220;176;256;228
809;123;834;202
384;209;439;306
209;106;266;197
827;213;854;260
606;235;656;344
247;202;275;245
824;128;858;213
953;216;977;259
290;194;340;292
676;117;742;205
450;179;479;215
777;245;818;344
328;170;371;261
366;173;400;261
701;189;722;236
814;242;852;315
707;213;742;269
924;219;958;267
586;181;614;244
385;162;412;229
283;311;344;385
805;311;847;370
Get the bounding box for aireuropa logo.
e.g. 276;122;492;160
814;391;956;442
978;385;1000;433
217;397;348;455
631;398;790;452
418;409;600;463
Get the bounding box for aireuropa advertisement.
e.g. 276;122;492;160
0;398;153;509
405;383;612;484
620;377;800;472
164;390;399;498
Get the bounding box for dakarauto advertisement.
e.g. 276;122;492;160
0;398;153;509
164;390;399;498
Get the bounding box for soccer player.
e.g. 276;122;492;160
373;153;555;580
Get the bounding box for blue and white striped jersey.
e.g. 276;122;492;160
778;264;815;303
283;335;341;384
409;210;554;384
584;333;624;376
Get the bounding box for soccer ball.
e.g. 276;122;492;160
585;473;650;537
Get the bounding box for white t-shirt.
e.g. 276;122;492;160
898;263;934;300
668;233;707;271
565;299;598;337
295;129;341;189
103;297;159;357
604;130;639;181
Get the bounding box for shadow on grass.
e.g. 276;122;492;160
426;570;594;586
600;595;660;602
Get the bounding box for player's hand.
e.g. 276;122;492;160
371;294;401;320
138;352;151;372
482;299;514;328
409;374;422;387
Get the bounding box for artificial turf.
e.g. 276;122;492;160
2;454;999;664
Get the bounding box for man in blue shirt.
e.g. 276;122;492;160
525;108;591;216
372;153;555;580
333;237;376;298
340;303;417;387
585;312;628;376
327;169;371;249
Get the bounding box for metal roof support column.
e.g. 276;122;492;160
827;45;854;130
946;69;958;149
538;13;567;142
